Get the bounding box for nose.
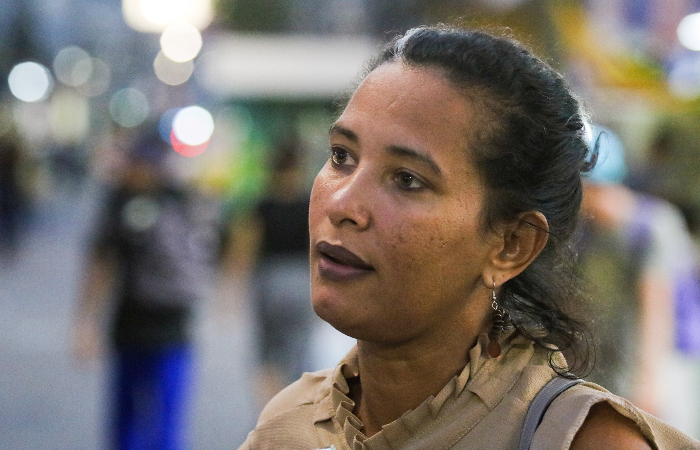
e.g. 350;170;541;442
325;171;372;231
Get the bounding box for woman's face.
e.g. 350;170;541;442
309;62;499;345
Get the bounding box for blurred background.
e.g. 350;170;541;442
2;0;700;448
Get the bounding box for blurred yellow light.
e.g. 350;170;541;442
8;62;53;102
122;0;212;33
50;89;90;145
678;13;700;51
160;22;202;62
153;51;194;85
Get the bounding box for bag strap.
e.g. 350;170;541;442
518;376;583;450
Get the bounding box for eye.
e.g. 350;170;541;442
330;147;356;168
331;147;347;165
395;170;425;190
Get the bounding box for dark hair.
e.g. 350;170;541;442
369;26;594;375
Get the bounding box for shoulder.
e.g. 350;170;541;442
533;382;700;450
240;368;334;450
570;402;651;450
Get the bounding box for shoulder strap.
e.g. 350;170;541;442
518;376;583;450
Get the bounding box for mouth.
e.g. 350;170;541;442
315;241;374;280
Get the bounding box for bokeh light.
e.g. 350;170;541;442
678;13;700;51
159;107;211;157
109;88;150;128
50;89;90;145
140;0;186;24
53;46;92;87
160;22;203;62
170;129;209;157
172;105;213;147
71;57;95;87
122;0;213;33
75;58;112;97
123;196;161;232
8;62;54;102
153;51;194;85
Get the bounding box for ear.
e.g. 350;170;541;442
483;211;549;287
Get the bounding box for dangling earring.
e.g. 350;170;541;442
488;282;508;358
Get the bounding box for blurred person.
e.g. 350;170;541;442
239;26;699;449
226;136;326;408
0;130;30;259
627;125;700;237
73;123;222;450
580;125;700;434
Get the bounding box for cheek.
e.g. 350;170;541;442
383;216;455;269
381;211;483;284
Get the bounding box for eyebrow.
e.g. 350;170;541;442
387;145;442;176
329;123;443;176
329;123;358;142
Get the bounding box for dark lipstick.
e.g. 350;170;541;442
315;241;374;280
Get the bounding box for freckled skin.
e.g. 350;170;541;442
309;62;500;348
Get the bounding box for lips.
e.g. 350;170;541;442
315;241;374;281
316;241;374;269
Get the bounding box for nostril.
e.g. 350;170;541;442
330;208;370;230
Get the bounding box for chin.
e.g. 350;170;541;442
312;297;397;343
312;294;364;340
312;293;344;326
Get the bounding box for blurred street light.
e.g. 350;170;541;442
8;62;53;102
109;88;150;128
153;51;194;85
122;0;212;32
160;22;203;62
53;46;92;87
173;106;214;146
74;58;111;98
678;12;700;51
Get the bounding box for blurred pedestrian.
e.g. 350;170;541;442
73;123;222;450
0;129;30;259
580;125;700;434
225;136;322;408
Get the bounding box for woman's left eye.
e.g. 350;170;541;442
395;171;425;190
330;147;356;168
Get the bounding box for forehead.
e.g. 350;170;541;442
337;62;478;176
352;62;468;113
342;63;474;145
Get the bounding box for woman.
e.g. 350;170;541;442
239;26;699;449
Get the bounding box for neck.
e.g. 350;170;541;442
352;333;478;437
